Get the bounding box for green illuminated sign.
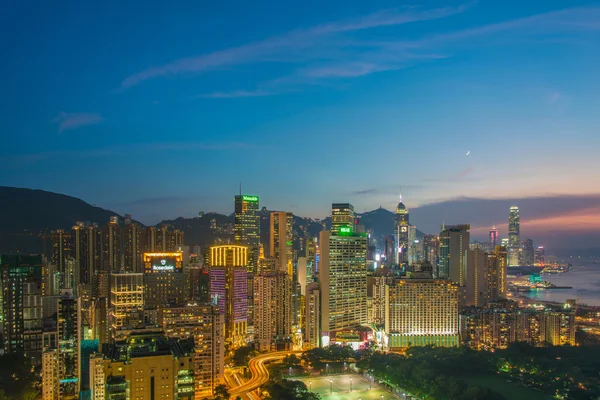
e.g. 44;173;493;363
242;195;259;202
339;226;353;235
286;241;292;246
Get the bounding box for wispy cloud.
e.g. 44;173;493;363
121;4;468;89
197;89;277;99
53;112;103;133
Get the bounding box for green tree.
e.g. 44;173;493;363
232;346;257;367
214;384;230;400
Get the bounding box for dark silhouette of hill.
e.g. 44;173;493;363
0;186;127;253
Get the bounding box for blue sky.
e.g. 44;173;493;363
2;0;600;245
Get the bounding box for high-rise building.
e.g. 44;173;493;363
319;213;368;345
269;211;293;276
89;331;196;400
387;278;460;348
253;271;292;351
393;195;410;265
209;245;248;348
508;206;520;266
304;283;320;349
438;224;470;284
234;194;260;265
486;247;507;302
72;223;102;285
465;248;487;307
45;229;72;274
110;273;144;334
123;221;142;273
544;309;576;346
521;239;534;266
422;234;439;268
102;216;121;273
489;225;499;250
159;304;224;398
331;203;354;235
370;275;390;328
0;254;44;358
535;246;545;266
143;253;185;307
42;289;80;400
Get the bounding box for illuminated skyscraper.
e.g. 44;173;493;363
110;273;144;334
508;206;520;266
489;225;499;250
521;239;534;266
253;271;292;351
319;211;368;345
0;254;44;358
269;211;293;276
123;220;142;273
438;224;470;284
486;247;507;302
234;194;260;251
45;229;72;274
535;246;545;266
331;203;354;235
304;283;320;349
394;194;410;265
387;278;460;348
102;216;121;272
143;252;184;307
465;248;487;307
72;222;102;285
209;245;248;348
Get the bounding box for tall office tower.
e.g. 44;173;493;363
0;254;44;358
438;224;470;284
142;253;184;307
159;305;225;398
253;271;292;351
89;332;196;400
370;275;390;328
331;203;354;235
234;194;260;260
45;229;72;274
489;225;499;250
269;211;293;276
387;278;460;349
304;283;320;349
102;216;121;273
109;273;144;334
319;215;368;345
209;245;248;348
144;226;157;252
465;248;487;307
393;194;410;265
486;247;507;302
422;234;440;268
521;239;534;266
123;220;142;273
508;206;520;266
42;289;80;400
297;257;308;295
535;246;545;266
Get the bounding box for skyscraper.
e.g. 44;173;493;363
304;283;320;349
489;225;499;250
0;254;44;358
387;278;460;348
535;246;545;266
465;248;487;307
123;220;142;273
521;239;534;266
45;229;72;274
209;245;248;348
486;247;507;302
394;194;410;265
331;203;354;235
508;206;520;266
143;252;185;307
269;211;293;276
72;222;102;285
253;271;292;351
422;234;439;267
319;209;368;345
438;224;470;284
110;273;144;334
102;216;121;272
234;194;260;253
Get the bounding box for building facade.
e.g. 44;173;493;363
508;206;520;266
253;271;292;351
143;253;184;307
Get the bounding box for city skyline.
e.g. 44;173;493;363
2;1;600;243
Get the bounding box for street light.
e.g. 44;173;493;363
329;378;333;394
289;366;292;377
309;381;312;392
326;363;329;374
350;377;353;392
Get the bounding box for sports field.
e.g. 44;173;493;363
294;374;404;400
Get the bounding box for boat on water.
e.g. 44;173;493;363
541;263;572;274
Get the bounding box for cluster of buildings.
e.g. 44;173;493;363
0;194;574;400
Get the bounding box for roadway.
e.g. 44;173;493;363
228;350;301;398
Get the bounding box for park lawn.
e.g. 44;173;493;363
464;375;554;400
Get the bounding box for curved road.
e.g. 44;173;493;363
229;351;301;398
